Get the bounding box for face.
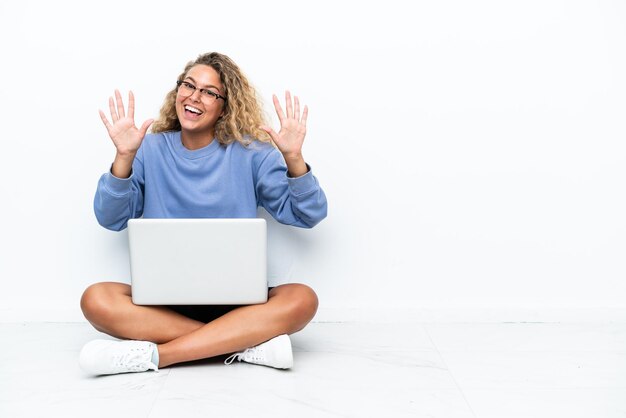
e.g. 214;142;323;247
175;64;225;137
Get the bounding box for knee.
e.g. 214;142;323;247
282;284;319;332
80;282;117;322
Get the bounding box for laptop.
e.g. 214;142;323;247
128;218;268;305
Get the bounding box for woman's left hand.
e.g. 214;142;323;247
261;91;309;177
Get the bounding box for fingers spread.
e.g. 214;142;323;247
285;91;293;119
272;94;286;122
301;105;308;127
294;96;300;121
115;90;126;119
128;91;135;120
108;96;118;122
99;110;113;132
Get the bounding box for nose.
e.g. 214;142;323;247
189;89;202;102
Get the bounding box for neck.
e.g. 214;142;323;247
181;129;215;150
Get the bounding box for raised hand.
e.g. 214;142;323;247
99;90;153;157
261;91;308;157
261;91;308;177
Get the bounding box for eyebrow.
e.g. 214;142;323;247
184;76;222;93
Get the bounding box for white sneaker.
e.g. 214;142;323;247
224;334;293;369
79;339;159;375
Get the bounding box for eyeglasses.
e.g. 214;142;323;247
176;80;227;104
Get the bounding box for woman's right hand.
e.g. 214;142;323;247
99;90;153;157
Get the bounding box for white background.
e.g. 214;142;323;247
1;0;625;322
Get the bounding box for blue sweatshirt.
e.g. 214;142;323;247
94;131;327;231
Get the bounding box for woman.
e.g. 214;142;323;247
79;52;327;375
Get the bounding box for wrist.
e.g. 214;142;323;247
112;152;135;179
115;150;137;160
284;156;308;178
282;152;304;164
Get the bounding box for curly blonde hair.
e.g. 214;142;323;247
151;52;271;145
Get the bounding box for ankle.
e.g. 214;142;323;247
152;345;161;368
155;344;176;368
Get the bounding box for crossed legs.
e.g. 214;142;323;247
80;282;318;368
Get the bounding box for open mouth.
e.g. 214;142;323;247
184;105;204;117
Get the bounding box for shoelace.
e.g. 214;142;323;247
113;346;154;371
224;346;262;365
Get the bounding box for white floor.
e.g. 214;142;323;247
1;321;625;418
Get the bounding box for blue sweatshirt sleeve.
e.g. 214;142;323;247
254;149;328;228
93;149;145;231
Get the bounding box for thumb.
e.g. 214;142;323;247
260;125;279;141
139;119;154;137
